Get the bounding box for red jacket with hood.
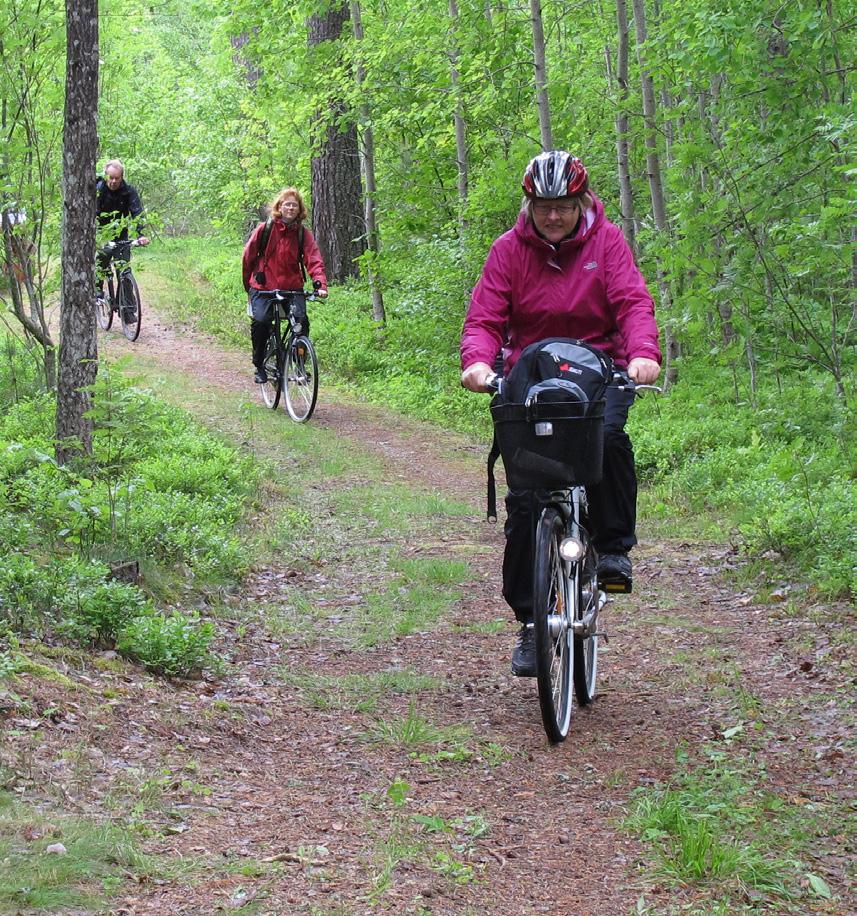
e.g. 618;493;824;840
242;218;328;294
461;194;661;373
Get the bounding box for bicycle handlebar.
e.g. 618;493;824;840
485;370;662;399
100;238;143;255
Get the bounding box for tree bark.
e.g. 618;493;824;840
448;0;469;238
349;0;385;323
613;0;637;253
55;0;98;463
530;0;552;150
308;3;366;283
631;0;677;386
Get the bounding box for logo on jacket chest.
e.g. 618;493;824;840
583;260;598;270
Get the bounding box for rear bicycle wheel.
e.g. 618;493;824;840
284;335;318;422
533;507;573;743
96;276;114;330
259;334;282;409
573;535;599;705
119;271;142;341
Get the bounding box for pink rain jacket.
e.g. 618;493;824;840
461;194;661;373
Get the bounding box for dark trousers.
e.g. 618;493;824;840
249;289;309;368
502;386;637;622
250;289;277;368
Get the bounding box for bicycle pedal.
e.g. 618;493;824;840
598;575;632;594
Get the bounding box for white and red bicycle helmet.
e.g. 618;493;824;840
522;150;589;199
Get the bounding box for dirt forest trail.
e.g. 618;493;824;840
20;287;851;915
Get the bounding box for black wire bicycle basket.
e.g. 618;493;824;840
490;397;605;489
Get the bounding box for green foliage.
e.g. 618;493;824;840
0;791;151;912
0;364;256;581
626;748;839;908
116;611;216;678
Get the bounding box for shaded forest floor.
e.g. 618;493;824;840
2;285;854;915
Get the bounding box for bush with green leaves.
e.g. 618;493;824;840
0;553;151;647
116;611;216;678
0;367;256;581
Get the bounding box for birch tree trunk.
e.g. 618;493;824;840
613;0;637;253
55;0;98;463
308;3;366;282
530;0;552;150
631;0;677;385
448;0;469;237
349;0;385;323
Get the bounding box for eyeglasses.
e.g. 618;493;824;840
281;203;299;210
533;202;578;216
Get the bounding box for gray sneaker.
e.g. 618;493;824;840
511;622;536;677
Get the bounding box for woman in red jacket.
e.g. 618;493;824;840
460;150;661;677
242;187;328;383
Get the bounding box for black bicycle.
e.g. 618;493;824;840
490;370;659;743
258;288;319;422
95;239;143;341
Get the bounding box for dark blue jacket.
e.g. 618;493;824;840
95;178;145;240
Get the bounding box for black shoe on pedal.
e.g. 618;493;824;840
597;552;632;593
511;622;536;677
254;368;268;384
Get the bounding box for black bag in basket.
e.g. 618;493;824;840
486;338;613;519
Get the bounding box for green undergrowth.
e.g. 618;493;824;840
0;790;159;912
144;235;855;599
0;346;258;676
626;745;848;913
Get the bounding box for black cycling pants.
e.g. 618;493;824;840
249;289;310;368
501;385;637;622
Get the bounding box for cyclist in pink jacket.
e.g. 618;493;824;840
460;150;661;677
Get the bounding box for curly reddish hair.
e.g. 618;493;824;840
269;187;308;222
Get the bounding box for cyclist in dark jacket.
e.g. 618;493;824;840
95;160;149;294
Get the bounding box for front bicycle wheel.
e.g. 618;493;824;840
284;335;318;422
573;535;599;705
259;334;282;410
533;507;573;743
119;272;142;341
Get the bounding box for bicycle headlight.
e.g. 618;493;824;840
559;537;584;562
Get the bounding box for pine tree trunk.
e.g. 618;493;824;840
55;0;98;463
308;3;366;283
349;0;385;323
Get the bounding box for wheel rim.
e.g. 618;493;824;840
573;547;599;704
119;274;141;341
260;338;281;409
284;336;318;422
95;294;112;330
534;509;573;742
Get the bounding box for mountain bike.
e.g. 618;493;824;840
490;370;660;743
95;239;143;341
258;287;320;422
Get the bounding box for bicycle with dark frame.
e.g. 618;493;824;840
487;365;660;743
94;239;144;342
257;285;321;422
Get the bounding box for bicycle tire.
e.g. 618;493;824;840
96;276;114;330
119;271;142;341
573;534;599;705
284;334;318;422
259;333;282;410
533;506;573;743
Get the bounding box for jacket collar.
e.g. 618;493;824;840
514;192;603;251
